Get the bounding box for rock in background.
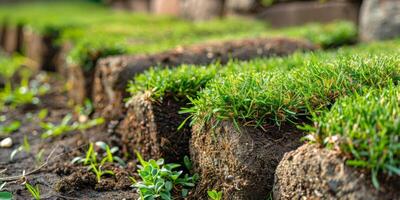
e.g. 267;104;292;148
180;0;225;21
359;0;400;41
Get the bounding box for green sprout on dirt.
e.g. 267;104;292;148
132;151;198;200
0;120;21;136
0;78;50;111
72;142;125;183
89;163;115;183
10;135;31;160
306;85;400;188
207;190;222;200
71;141;126;167
25;182;40;200
40;114;104;138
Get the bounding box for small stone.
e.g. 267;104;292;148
78;115;88;123
0;137;13;148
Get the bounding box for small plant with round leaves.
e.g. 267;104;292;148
132;151;198;200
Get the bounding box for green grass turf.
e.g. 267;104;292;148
308;85;400;188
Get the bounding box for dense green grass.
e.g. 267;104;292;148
0;1;357;71
309;85;400;187
184;47;400;129
127;40;400;103
127;52;327;101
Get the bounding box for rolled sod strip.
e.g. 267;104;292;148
117;94;192;163
22;29;60;72
186;53;400;199
0;23;6;48
190;120;304;199
3;24;23;54
93;37;316;120
274;144;399;200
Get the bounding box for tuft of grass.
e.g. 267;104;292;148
126;52;329;102
127;64;220;102
184;53;400;130
307;85;400;188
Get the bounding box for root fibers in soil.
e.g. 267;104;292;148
117;94;191;163
274;144;400;200
190;120;304;200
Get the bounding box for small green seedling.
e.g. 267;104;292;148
0;78;49;110
41;114;104;138
37;109;48;120
75;99;94;120
71;141;126;167
25;182;40;200
10;136;31;160
207;190;222;200
0;120;21;136
90;163;115;183
132;151;198;200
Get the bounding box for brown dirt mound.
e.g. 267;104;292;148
273;144;400;200
117;93;191;163
190;120;304;199
93;37;316;121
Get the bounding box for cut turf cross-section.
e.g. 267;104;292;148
93;37;316;121
187;52;400;199
274;144;399;200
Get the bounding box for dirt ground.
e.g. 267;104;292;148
0;73;138;199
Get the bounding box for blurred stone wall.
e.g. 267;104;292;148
108;0;362;27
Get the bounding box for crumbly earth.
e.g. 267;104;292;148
190;119;304;200
274;144;400;200
117;94;191;163
0;74;138;199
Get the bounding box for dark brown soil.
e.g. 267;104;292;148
0;74;138;199
117;94;191;163
93;37;316;121
190;119;305;200
273;144;400;200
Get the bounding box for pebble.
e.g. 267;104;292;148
0;137;13;148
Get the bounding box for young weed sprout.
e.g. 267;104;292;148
72;142;126;182
132;152;198;200
25;182;40;200
40;114;104;138
207;190;222;200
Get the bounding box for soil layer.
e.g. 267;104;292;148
117;94;191;163
273;144;400;200
190;120;304;199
